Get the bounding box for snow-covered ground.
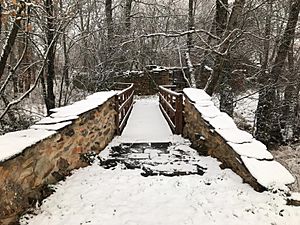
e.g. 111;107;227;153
20;96;300;225
234;92;259;129
212;91;259;132
19;154;300;225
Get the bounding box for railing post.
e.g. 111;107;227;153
115;95;120;135
175;94;183;134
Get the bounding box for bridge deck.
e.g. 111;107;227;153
118;96;173;143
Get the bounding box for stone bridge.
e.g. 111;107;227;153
0;84;295;224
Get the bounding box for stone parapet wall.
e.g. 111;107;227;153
182;88;295;192
116;69;170;95
0;95;117;224
183;99;264;191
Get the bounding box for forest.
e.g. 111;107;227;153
0;0;300;148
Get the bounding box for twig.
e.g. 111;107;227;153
0;27;60;120
0;37;28;94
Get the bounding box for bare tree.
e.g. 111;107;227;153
41;0;56;114
106;0;113;52
215;0;229;37
124;0;133;33
186;0;196;88
256;0;300;145
205;0;246;116
0;2;26;80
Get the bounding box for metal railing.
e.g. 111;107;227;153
115;83;134;135
158;85;183;134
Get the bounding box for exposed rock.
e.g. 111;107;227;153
64;128;75;137
100;143;207;178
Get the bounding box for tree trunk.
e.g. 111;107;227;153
19;7;32;93
215;0;229;37
78;1;91;72
0;2;26;80
256;0;300;145
124;0;133;33
270;1;300;84
219;56;234;116
187;0;194;51
255;1;272;144
282;42;298;141
122;0;133;70
200;0;228;86
0;3;2;34
58;0;69;107
205;0;244;96
205;0;245;117
187;0;196;88
45;0;56;115
105;0;113;52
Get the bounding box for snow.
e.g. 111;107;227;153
204;65;213;71
216;128;253;144
183;88;211;102
30;121;72;131
205;112;237;130
234;92;259;127
143;162;198;173
195;104;221;118
194;100;214;107
20;143;300;225
50;91;116;118
228;140;273;160
183;88;295;189
36;116;78;125
128;153;150;160
0;129;56;162
242;156;296;189
291;192;300;199
117;96;173;143
18;96;300;225
0;91;117;163
86;91;116;101
152;68;166;72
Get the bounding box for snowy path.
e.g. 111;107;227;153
20;97;300;225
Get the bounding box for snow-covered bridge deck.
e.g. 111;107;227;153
117;96;173;143
19;97;300;225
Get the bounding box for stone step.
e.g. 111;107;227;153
99;142;207;177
